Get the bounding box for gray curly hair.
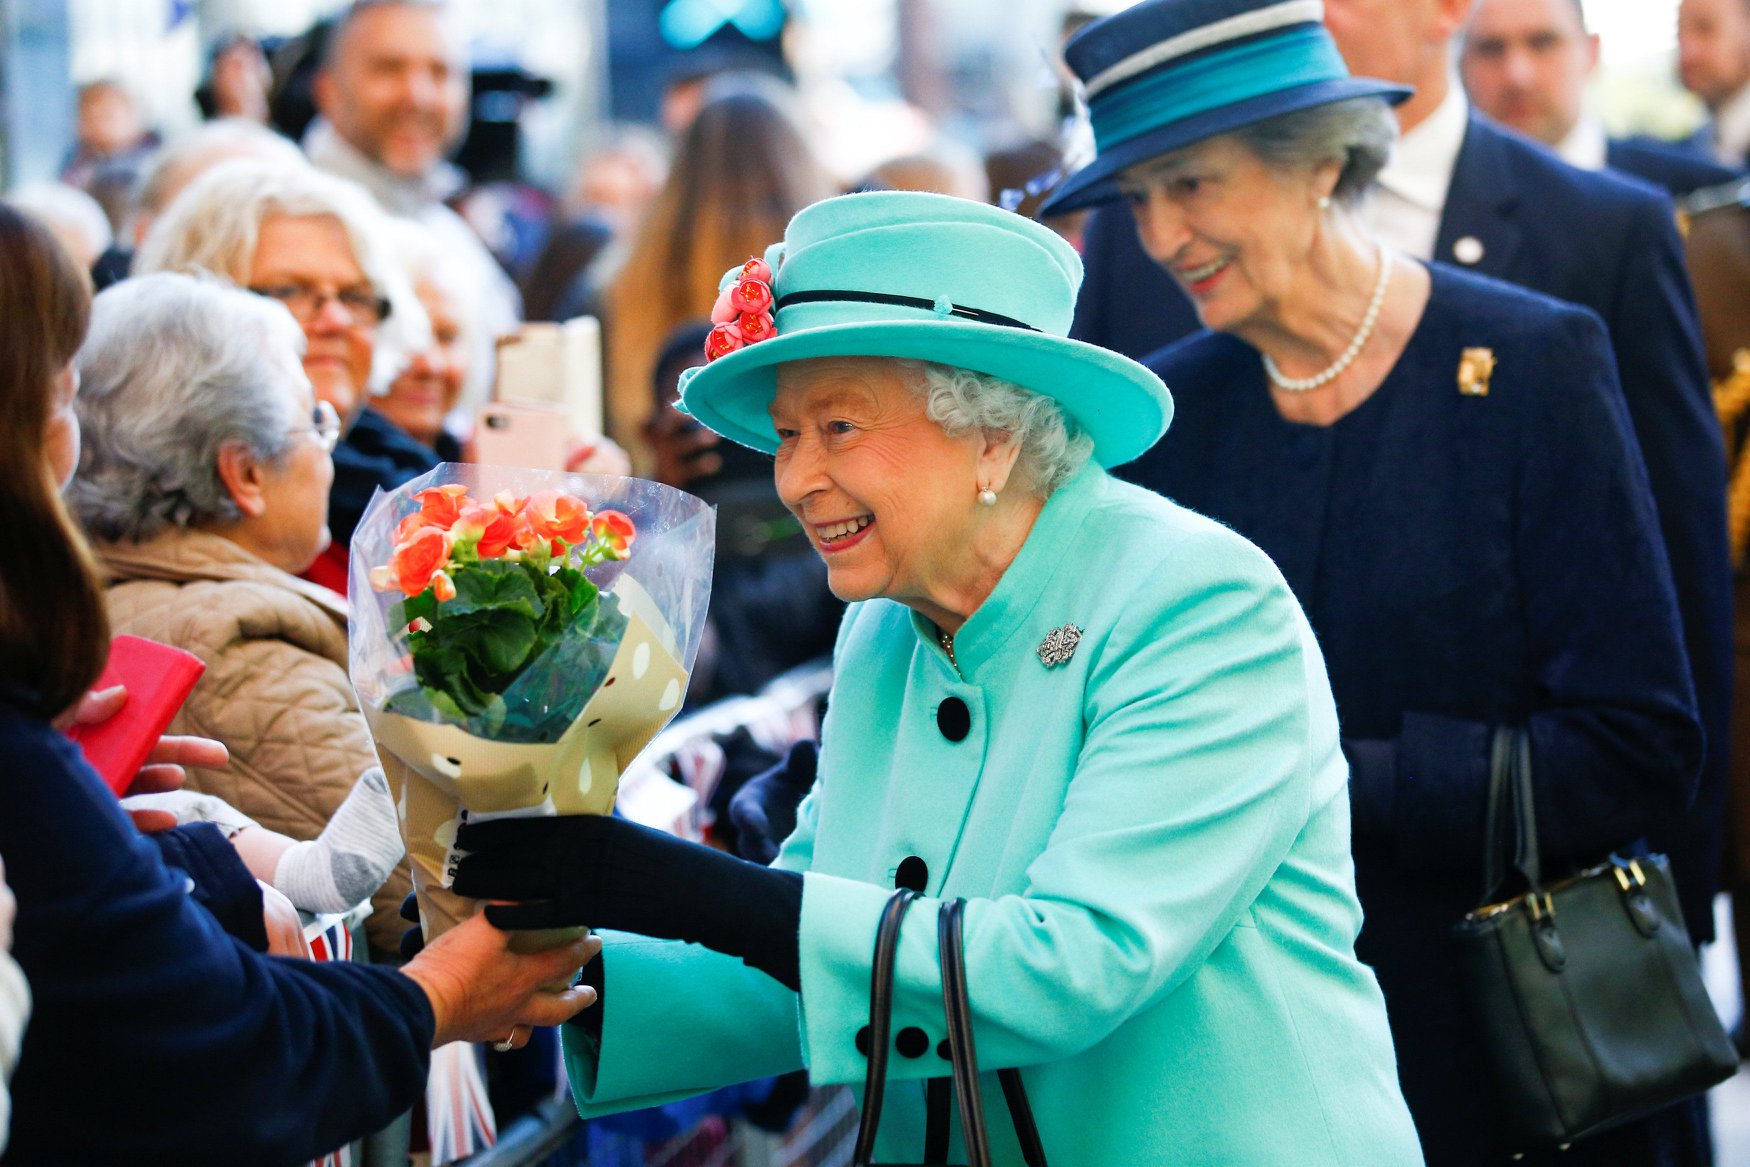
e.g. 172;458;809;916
895;359;1093;497
1231;96;1398;208
68;272;310;543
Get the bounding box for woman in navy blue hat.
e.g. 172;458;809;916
1043;2;1706;1164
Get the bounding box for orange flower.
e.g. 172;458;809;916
591;510;636;556
455;503;519;559
393;512;433;544
430;570;457;603
412;484;469;530
391;526;453;597
524;491;591;547
493;491;527;517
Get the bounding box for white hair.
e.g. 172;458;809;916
68;272;310;543
6;182;112;265
132;118;306;220
382;216;482;403
134;158;429;388
895;359;1094;497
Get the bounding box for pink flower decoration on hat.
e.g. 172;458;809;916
705;256;779;362
706;320;746;360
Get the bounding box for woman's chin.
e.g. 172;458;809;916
378;405;442;446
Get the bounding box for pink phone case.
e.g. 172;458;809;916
474;401;572;470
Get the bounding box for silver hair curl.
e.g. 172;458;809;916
895;359;1093;498
68;272;310;543
1230;96;1398;207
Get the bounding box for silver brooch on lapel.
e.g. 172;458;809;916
1037;625;1083;668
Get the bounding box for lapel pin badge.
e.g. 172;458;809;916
1452;236;1485;265
1037;624;1083;668
1458;347;1497;397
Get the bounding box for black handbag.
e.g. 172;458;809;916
852;890;1049;1167
1451;726;1736;1149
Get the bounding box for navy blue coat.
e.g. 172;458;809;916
1076;113;1733;941
330;406;442;548
1606;135;1742;199
1124;264;1706;1164
0;695;435;1165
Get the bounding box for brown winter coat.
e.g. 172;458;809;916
97;528;410;954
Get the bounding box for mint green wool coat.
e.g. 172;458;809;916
564;465;1424;1166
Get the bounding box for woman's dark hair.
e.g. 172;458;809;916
0;205;107;718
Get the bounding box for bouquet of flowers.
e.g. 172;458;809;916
349;465;713;948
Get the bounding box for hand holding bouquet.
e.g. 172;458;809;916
350;467;713;949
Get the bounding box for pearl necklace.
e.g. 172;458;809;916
1262;245;1394;394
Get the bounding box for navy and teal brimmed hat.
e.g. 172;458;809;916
676;190;1173;468
1038;0;1410;216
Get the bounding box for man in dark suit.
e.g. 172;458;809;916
1461;0;1741;197
1679;0;1750;168
1071;0;1732;954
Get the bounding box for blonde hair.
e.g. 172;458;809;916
134;158;427;389
601;80;833;464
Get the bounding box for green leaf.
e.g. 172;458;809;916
428;688;467;724
445;607;538;676
446;559;545;620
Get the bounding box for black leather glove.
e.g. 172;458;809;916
728;740;818;864
452;814;805;990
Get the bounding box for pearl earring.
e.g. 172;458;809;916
1317;194;1332;211
978;486;998;507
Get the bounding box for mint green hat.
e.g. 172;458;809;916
676;190;1172;467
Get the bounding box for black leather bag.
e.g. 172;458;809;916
853;890;1048;1167
1452;727;1736;1149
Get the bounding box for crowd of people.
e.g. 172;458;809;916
8;0;1750;1163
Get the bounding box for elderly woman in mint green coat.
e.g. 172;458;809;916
451;190;1424;1166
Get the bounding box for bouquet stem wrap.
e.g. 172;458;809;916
349;467;713;949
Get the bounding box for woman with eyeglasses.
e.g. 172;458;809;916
65;271;413;958
134;157;439;583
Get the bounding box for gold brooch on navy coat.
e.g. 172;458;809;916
1457;347;1496;397
1037;625;1083;668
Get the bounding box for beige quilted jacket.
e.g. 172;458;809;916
97;528;410;955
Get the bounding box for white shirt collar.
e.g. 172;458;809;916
1554;113;1609;172
1375;82;1470;214
1715;82;1750;166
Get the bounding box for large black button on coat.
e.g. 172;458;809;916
936;697;970;742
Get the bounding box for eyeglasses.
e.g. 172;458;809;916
249;282;392;326
290;400;342;454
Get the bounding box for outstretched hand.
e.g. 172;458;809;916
401;911;598;1048
728;740;818;864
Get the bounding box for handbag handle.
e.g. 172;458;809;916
938;898;1050;1167
854;888;918;1165
853;891;1050;1167
1479;726;1542;905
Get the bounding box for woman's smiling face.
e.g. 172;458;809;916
1117;134;1328;337
771;356;987;610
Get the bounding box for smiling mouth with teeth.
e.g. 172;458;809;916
1178;256;1229;283
816;515;873;544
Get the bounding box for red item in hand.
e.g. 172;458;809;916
65;635;206;796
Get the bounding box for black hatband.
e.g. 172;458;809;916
772;289;1039;332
